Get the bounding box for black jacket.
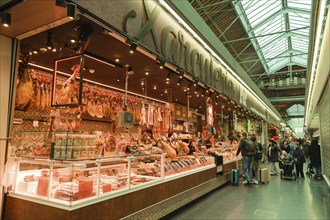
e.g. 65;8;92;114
308;143;321;166
292;147;306;164
236;138;249;157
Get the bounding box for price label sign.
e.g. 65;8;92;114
78;180;93;200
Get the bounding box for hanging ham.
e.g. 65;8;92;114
55;63;81;105
15;56;34;110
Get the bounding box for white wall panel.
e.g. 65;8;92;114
319;80;330;186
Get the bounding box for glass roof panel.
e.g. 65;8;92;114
286;104;305;116
239;0;312;74
287;0;312;11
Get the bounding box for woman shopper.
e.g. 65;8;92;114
269;138;281;176
292;141;306;178
308;139;322;179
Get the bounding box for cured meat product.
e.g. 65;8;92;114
15;58;34;110
147;105;153;126
45;83;50;109
178;141;190;154
158;107;162;121
35;81;41;110
159;140;176;159
95;101;104;118
140;103;146;125
55;64;81;105
27;80;37;110
102;101;108;117
87;100;96;117
70;94;79;115
40;82;46;110
153;107;158;128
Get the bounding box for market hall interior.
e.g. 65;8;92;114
0;0;329;219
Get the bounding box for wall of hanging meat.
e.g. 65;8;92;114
12;62;177;159
7;59;217;209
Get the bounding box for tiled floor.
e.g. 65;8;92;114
164;163;330;220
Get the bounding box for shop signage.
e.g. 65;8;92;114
74;0;237;101
73;0;279;125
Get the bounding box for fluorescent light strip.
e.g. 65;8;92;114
159;0;280;121
305;0;327;122
28;63;168;104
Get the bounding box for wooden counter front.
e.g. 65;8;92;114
4;167;216;220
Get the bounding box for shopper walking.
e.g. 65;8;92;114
308;139;322;179
236;132;254;187
269;138;280;176
251;135;263;184
292;141;306;178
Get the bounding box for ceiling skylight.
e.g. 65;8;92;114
235;0;312;74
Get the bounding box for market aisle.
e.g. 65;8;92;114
163;163;330;220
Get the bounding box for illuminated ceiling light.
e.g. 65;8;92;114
130;42;137;54
32;50;38;54
115;58;120;62
153;85;157;90
52;47;57;52
70;39;76;43
145;72;149;76
166;72;171;81
198;103;202;109
117;78;120;82
177;78;183;86
157;57;165;69
177;68;184;78
67;3;77;20
0;12;11;27
175;98;178;102
164;89;168;93
166;81;169;84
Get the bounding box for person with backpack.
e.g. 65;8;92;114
236;132;255;187
251;135;263;184
269;138;281;176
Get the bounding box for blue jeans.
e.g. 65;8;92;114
243;156;253;183
313;165;322;177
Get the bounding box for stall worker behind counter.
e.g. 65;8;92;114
188;139;201;155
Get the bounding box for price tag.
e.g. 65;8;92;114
36;178;49;196
102;184;112;193
78;180;93;199
33;120;39;127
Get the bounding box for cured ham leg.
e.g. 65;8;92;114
35;81;41;110
15;56;34;110
56;64;81;105
40;82;46;110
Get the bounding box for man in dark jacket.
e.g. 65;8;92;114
308;139;322;179
292;141;306;178
236;132;254;187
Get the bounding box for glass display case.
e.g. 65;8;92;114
11;154;215;207
212;142;240;163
